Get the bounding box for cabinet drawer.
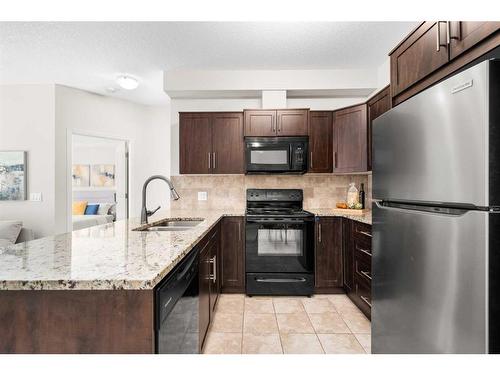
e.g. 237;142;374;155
354;275;372;310
354;256;372;286
353;236;372;264
352;221;372;243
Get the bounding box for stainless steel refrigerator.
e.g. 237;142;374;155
372;59;500;354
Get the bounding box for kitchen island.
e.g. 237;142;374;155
0;207;371;353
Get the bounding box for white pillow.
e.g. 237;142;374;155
0;220;23;244
97;203;112;215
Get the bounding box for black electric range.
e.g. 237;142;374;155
245;189;315;296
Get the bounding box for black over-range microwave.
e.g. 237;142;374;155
245;137;308;174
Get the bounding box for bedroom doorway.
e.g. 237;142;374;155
71;133;129;230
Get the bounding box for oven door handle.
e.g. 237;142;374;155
246;219;307;225
255;277;307;283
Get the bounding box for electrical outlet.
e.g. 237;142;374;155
198;191;208;201
30;192;42;202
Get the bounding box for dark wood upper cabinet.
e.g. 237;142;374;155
390;21;499;105
367;86;391;170
220;217;245;293
308;111;333;173
390;21;449;97
449;22;500;60
315;217;343;290
180;112;244;174
333;104;368;173
212;113;244;174
179;113;212;174
243;110;276;136
244;109;309;137
276;109;309;136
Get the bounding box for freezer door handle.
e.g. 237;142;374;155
374;201;475;217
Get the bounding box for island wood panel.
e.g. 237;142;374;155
212;112;244;174
0;290;154;354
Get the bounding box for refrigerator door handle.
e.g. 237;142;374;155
374;200;471;217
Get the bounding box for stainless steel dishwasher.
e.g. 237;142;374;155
155;248;199;354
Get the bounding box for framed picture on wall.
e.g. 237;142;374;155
0;151;27;201
72;164;90;187
91;164;115;187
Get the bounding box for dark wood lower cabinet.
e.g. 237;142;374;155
221;217;245;293
198;243;211;350
315;217;344;293
0;290;154;354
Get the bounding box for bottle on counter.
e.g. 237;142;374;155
347;182;359;208
359;183;366;209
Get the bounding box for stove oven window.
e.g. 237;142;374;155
257;227;303;256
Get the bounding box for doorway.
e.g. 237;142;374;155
70;133;129;230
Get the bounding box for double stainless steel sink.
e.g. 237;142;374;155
135;218;204;232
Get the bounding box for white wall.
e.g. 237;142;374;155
0;85;56;237
55;85;171;232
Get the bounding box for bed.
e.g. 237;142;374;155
72;190;117;230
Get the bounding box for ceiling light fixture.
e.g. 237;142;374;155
116;75;139;90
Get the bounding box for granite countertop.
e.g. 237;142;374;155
0;208;243;291
308;208;372;225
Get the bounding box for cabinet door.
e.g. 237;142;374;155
208;233;220;315
308;111;333;173
244;110;276;136
221;217;245;293
367;86;391;170
315;217;343;289
333;104;368;173
179;113;212;174
277;109;309;136
449;21;500;60
212;113;244;174
390;21;449;96
199;245;211;350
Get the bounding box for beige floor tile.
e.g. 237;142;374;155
318;334;365;354
217;294;245;314
330;297;362;315
245;297;275;314
211;312;243;333
276;312;315;334
341;312;371;334
308;312;351;334
273;298;305;314
354;333;371;354
203;332;242;354
281;334;324;354
242;334;283;354
301;297;335;314
243;313;279;334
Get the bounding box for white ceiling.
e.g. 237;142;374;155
0;22;418;105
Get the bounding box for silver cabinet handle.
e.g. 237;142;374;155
238;221;241;242
208;152;211;169
360;295;372;307
209;256;216;282
164;297;173;309
360;270;372;281
446;21;450;44
318;223;322;243
358;230;372;238
357;247;372;257
436;21;447;52
213;152;216;170
310;152;313;168
334;151;337;168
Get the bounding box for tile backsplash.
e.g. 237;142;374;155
170;174;372;210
